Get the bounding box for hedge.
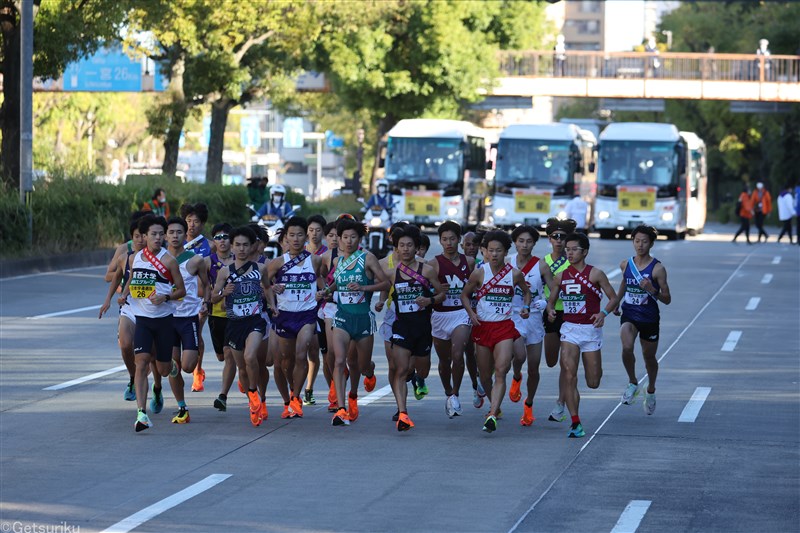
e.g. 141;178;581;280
0;175;250;257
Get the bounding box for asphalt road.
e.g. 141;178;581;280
0;225;798;533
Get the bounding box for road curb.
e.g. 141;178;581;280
0;249;114;279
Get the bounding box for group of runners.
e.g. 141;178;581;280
101;205;671;438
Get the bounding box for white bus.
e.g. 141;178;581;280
594;122;706;240
486;123;596;230
681;131;708;235
378;119;489;228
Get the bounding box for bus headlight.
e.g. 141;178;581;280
598;211;610;220
661;212;674;222
370;217;382;227
557;211;567;219
495;208;507;218
447;207;458;216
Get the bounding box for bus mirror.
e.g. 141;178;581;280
486;160;494;170
588;162;596;173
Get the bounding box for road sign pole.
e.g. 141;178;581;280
20;0;34;246
316;138;322;201
245;147;252;181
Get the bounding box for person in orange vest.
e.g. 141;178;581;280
142;188;171;218
750;181;772;242
732;184;755;244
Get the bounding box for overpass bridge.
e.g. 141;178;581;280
493;50;800;103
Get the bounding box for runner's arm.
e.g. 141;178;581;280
512;269;532;318
650;263;671;305
539;259;556;295
100;255;125;318
104;243;126;282
165;256;186;301
118;253;135;304
460;268;483;325
613;259;627;314
209;266;230;305
590;269;619;327
364;253;390;293
545;272;563;321
418;264;445;309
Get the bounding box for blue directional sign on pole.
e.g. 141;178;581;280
325;130;345;149
63;46;143;92
283;118;305;149
240;117;261;149
201;117;212;148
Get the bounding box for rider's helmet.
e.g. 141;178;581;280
271;184;286;202
376;179;389;195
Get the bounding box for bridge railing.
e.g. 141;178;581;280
498;50;800;84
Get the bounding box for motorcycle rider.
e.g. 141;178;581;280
365;179;394;221
255;184;293;220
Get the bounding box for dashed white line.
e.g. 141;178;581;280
607;267;622;280
772;255;781;265
28;304;102;319
761;273;773;284
101;474;232;533
721;331;742;352
678;387;712;423
43;365;127;391
745;297;760;311
0;265;106;282
610;500;652;533
359;384;393;405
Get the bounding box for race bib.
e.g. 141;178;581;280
338;290;365;305
443;287;462;307
395;282;422;314
130;279;155;299
484;294;512;315
232;295;260;317
562;295;586;314
285;282;314;302
625;290;648;306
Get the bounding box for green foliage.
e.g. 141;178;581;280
306;195;363;222
0;172;249;258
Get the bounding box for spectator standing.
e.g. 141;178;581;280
751;181;772;242
564;195;589;233
776;184;795;244
142;188;170;218
554;34;566;77
732;184;754;244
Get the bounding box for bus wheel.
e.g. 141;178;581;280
665;231;679;241
598;230;615;240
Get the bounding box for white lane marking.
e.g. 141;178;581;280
101;474;232;533
610;500;652;533
745;297;760;311
28;304;102;319
606;267;622;280
359;384;393;406
678;387;712;423
43;365;127;391
761;273;773;284
721;331;742;352
507;251;755;533
0;265;106;282
772;255;781;265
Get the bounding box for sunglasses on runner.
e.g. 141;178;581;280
213;234;230;241
549;233;566;240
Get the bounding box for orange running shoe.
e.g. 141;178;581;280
348;395;359;421
238;380;245;394
247;391;262;427
509;376;522;403
396;412;414;431
281;405;292;419
521;402;535;426
331;407;350;426
289;397;304;418
260;400;268;421
328;380;336;403
192;367;206;392
364;374;376;393
327;400;337;412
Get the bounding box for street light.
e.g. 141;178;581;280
661;30;673;50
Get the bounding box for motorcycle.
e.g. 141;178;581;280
359;198;396;259
248;204;300;259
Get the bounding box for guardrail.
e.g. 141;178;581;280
498;50;800;84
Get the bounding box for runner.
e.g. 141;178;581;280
540;217;576;423
120;215;186;432
384;225;444;430
318;221;340;412
303;214;328;406
323;217;390;426
615;225;672;415
429;221;474;418
460;230;485;408
265;217;325;419
209;226;270;427
248;223;273;414
180;202;211;393
506;225;548;426
99;213;147;400
165;216;209;424
460;230;531;433
103;211;148;282
546;232;618;438
207;223;236;412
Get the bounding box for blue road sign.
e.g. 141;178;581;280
201;117;212;148
325;130;344;149
240;117;261;149
283;118;305;149
179;131;186;149
63;46;143;92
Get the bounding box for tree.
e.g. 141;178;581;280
0;0;129;187
312;0;550;189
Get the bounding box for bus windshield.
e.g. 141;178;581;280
384;137;463;185
496;140;572;186
598;141;678;187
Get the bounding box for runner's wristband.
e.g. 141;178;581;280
601;308;609;316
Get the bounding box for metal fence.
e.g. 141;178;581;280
498;50;800;83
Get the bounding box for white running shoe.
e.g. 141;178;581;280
476;379;486;398
644;392;656;415
446;395;456;418
472;388;484;409
621;383;639;405
451;394;463;416
548;401;566;422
